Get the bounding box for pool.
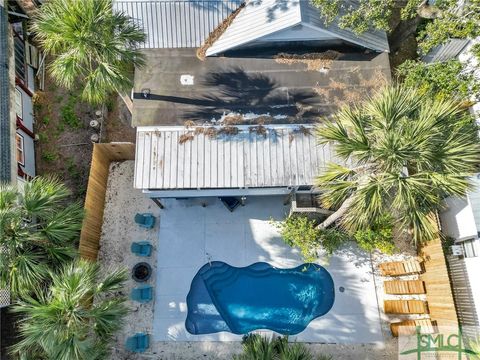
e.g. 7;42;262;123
185;261;335;335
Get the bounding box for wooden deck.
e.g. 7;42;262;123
419;239;458;328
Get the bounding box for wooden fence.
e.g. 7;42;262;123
419;239;458;328
79;143;135;260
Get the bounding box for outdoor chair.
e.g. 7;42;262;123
130;285;153;303
384;300;428;314
125;333;149;352
390;319;436;337
134;213;155;229
131;241;152;257
379;260;423;276
384;280;426;295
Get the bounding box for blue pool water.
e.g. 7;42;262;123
185;262;335;335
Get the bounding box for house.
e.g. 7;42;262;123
439;176;480;335
0;0;40;187
114;0;391;203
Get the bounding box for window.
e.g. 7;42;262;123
15;133;24;166
15;89;23;119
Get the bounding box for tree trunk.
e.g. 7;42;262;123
119;93;133;114
316;196;355;229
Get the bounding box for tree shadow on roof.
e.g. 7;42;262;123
182;67;319;122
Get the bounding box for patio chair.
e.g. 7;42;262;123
390;319;436;337
130;285;153;303
384;280;426;295
134;213;155;229
379;260;423;276
384;300;428;314
125;333;149;353
131;241;152;257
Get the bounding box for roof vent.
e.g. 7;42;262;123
180;75;194;85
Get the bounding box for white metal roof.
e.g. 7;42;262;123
114;0;242;48
206;0;390;56
134;125;338;190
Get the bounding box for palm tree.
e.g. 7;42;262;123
0;177;83;297
233;334;329;360
31;0;146;105
10;260;128;360
315;85;480;244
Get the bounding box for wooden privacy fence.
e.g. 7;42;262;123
79;143;135;260
419;238;458;328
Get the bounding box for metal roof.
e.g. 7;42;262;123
206;0;389;56
0;4;11;183
113;0;242;48
422;38;471;63
134;125;339;190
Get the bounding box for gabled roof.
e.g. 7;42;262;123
114;0;242;48
206;0;389;56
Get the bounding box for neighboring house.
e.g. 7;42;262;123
0;0;38;188
439;175;480;335
114;0;391;203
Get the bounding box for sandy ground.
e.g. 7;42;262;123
99;161;417;360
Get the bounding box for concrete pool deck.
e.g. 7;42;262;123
153;196;383;344
100;161;401;359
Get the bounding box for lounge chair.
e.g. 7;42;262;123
379;260;423;276
390;319;436;337
134;213;155;229
384;300;428;314
130;285;153;303
384;280;426;294
131;241;152;257
125;333;149;352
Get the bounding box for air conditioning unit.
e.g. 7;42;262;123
451;245;464;256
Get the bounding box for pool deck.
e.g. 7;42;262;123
153;198;383;344
99;161;396;359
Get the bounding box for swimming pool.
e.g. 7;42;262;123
185;261;335;335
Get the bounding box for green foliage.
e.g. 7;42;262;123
471;43;480;62
66;157;80;179
37;132;48;143
234;334;328;360
274;216;348;261
315;85;480;245
60;95;80;128
32;0;146;104
417;0;480;54
41;150;58;162
105;96;116;112
309;0;479;53
397;60;480;100
11;259;129;360
41;116;50;125
353;216;396;254
0;178;83;297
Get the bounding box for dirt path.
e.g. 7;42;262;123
34;71;135;204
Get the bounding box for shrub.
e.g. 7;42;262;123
234;334;329;360
396;60;479;100
274;216;349;261
42;150;57;162
353;216;395;254
60;95;80;128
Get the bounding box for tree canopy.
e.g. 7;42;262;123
31;0;146;104
11;260;128;360
315;85;480;244
0;177;83;297
310;0;480;54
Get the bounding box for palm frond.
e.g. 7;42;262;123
22;177;71;218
